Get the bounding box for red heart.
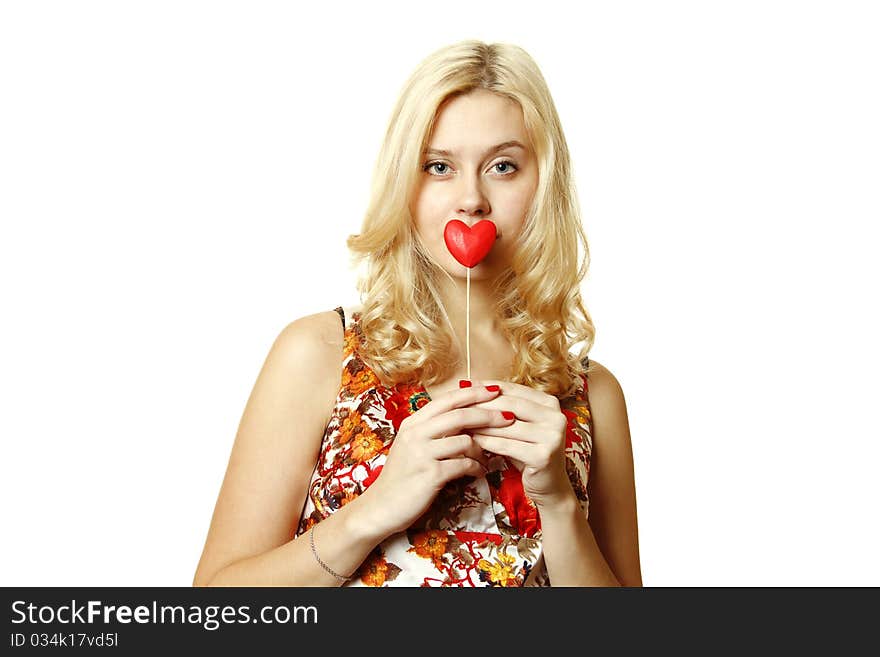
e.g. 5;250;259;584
443;219;498;268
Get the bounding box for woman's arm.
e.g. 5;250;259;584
192;312;390;586
203;492;390;587
538;359;643;587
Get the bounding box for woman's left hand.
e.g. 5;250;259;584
467;379;573;507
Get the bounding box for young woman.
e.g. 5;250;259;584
193;40;641;587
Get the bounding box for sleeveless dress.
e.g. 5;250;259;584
294;306;594;587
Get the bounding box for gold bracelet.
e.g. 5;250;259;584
309;525;350;582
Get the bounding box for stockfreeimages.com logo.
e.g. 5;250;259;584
11;600;318;631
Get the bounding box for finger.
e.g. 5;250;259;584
428;434;484;463
461;421;544;445
471;433;538;464
461;440;491;468
429;406;515;439
408;384;501;426
467;396;548;425
437;456;487;482
478;379;560;410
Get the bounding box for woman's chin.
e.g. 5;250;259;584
446;259;498;280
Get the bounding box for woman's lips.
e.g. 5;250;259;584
443;219;499;268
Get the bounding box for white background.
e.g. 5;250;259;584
1;1;878;586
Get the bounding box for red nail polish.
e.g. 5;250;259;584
501;411;515;420
485;385;500;392
459;380;472;388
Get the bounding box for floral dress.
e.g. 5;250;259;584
294;306;593;587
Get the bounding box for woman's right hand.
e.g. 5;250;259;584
359;383;515;537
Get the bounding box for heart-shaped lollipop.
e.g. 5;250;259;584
443;219;498;268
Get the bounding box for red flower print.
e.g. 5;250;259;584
453;530;503;546
363;464;383;489
495;466;541;538
383;388;415;432
561;409;579;449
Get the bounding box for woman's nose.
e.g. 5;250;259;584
456;191;490;217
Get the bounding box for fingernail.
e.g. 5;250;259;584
501;411;515;421
459;379;472;388
485;385;500;392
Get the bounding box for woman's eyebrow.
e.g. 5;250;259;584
422;140;527;157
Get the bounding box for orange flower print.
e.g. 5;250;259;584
343;328;357;358
343;359;380;397
348;432;384;464
477;552;520;587
361;552;389;587
572;403;591;432
335;408;364;447
407;530;449;567
357;548;402;586
562;402;591;447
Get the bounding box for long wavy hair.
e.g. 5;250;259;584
345;39;596;398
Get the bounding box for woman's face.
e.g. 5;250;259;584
410;89;539;280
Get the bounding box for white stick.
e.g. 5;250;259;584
466;266;471;380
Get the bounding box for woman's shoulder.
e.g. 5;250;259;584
582;357;631;445
278;306;356;352
583;358;624;402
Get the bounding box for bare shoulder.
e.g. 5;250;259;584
279;309;348;350
266;310;347;417
585;359;627;412
584;358;630;447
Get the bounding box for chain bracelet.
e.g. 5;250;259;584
309;525;350;583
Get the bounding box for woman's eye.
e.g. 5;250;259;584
422;160;519;176
423;161;450;175
493;160;518;174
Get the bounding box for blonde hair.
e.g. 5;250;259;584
346;39;596;398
